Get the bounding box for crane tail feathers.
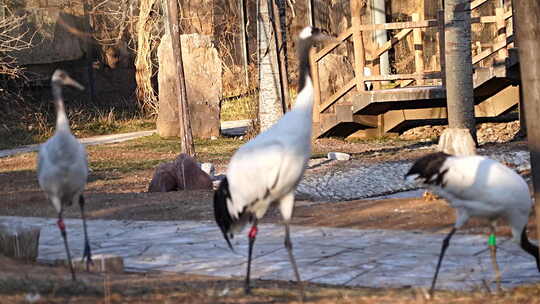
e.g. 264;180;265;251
520;227;540;272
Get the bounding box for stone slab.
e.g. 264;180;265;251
0;216;538;292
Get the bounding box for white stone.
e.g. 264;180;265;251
327;152;351;161
200;162;215;177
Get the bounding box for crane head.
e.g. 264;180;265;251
298;26;336;43
51;69;85;91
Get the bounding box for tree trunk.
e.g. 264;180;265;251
164;0;195;156
513;0;540;258
258;0;284;132
441;0;477;151
271;0;290;110
239;0;249;87
82;0;95;102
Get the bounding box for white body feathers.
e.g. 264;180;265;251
38;73;88;213
407;153;532;243
226;79;313;225
38;129;88;212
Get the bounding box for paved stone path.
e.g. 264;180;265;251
1;216;538;291
297;150;531;202
0;130;157;158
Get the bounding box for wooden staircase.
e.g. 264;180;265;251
311;0;519;139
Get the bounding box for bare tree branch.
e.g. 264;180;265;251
0;5;34;78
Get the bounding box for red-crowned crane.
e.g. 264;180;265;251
405;152;539;296
37;70;91;280
213;26;331;296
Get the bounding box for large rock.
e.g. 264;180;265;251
148;154;213;192
157;33;222;139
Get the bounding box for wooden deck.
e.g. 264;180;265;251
311;0;519;138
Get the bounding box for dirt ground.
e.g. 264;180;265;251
0;138;538;303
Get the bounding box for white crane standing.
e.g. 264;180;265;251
37;70;91;280
213;26;331;296
406;152;540;296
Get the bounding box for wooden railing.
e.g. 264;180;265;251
311;0;515;124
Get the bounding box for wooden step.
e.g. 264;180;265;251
382;85;519;133
352;86;447;115
314;105;377;138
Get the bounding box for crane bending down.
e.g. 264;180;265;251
213;26;331;296
37;70;91;281
405;152;540;296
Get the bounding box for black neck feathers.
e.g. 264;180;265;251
213;177;234;251
406;152;451;186
297;38;313;93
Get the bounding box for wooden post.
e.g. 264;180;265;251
412;13;425;85
510;1;526;137
0;223;40;262
271;0;290;111
513;0;540;256
164;0;195;156
310;49;321;124
437;10;446;87
351;0;366;92
495;7;508;63
443;0;477;144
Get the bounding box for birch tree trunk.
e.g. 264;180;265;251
258;0;284;132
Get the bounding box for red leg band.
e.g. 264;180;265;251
248;225;258;239
57;219;66;231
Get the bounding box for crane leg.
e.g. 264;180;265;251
57;212;76;281
245;220;258;295
489;223;502;292
284;223;304;301
430;227;456;297
79;195;93;271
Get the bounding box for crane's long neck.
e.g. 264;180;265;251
52;84;70;132
293;39;314;112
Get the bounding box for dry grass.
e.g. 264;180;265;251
0;90;155;150
220;95;257;121
2;268;540;304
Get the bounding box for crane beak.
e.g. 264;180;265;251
64;76;85;91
